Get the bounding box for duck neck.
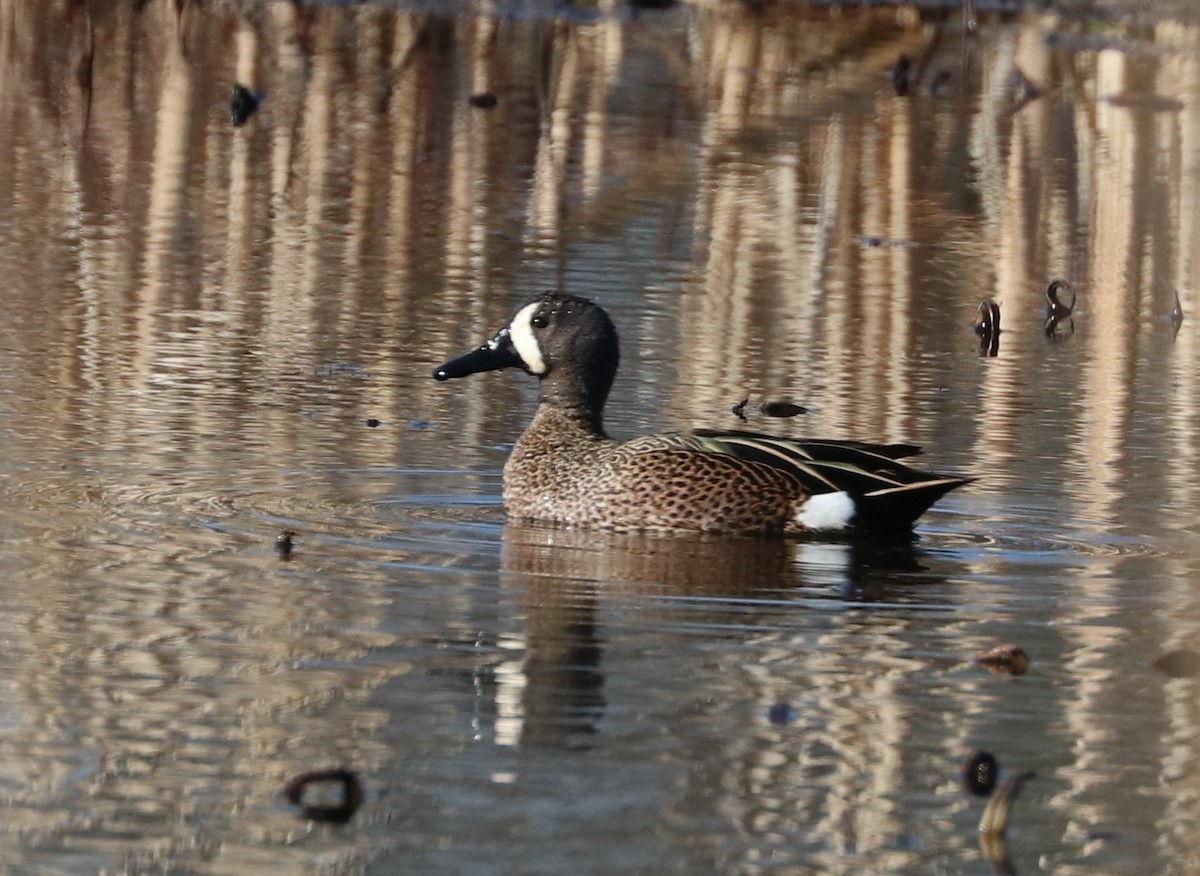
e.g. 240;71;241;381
532;394;607;438
535;371;609;436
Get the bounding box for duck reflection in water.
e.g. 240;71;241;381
493;524;944;749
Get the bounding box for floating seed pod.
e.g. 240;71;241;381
975;643;1028;676
284;768;363;824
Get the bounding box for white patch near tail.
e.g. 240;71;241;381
795;491;857;531
508;302;547;374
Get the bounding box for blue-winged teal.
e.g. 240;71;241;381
433;292;971;535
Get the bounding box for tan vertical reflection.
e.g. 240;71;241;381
445;16;498;294
384;15;426;303
1155;22;1200;870
137;13;193;383
884;97;913;441
527;22;580;252
226;21;259;299
1084;49;1135;517
971;24;1059;484
581;16;622;201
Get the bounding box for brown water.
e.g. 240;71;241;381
1;1;1199;873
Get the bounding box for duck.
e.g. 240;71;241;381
432;292;971;536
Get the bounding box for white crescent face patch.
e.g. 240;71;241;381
508;302;547;375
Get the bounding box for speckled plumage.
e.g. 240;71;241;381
434;292;971;535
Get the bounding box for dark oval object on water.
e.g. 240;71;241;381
975;643;1029;676
468;93;499;109
963;749;998;796
229;83;264;127
1152;647;1200;678
767;702;796;725
284;768;363;824
758;401;809;418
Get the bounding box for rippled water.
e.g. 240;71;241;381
1;0;1199;873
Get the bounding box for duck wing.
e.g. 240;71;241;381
624;429;972;532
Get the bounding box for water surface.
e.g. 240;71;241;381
0;1;1198;873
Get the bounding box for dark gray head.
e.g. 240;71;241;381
433;292;620;424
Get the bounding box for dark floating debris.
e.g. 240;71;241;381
730;398;749;423
857;236;919;249
284;768;363;824
1044;279;1075;319
767;702;796;725
758;401;809;418
229;83;264;127
891;55;911;96
628;0;677;8
1165;278;1185;327
276;529;296;561
973;301;1001;357
468;93;499;109
963;750;999;796
975;643;1028;677
1044;278;1076;337
1152;647;1200;678
365;418;381;428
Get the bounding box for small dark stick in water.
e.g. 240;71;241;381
891;55;912;96
973;301;1001;336
978;771;1036;874
1044;279;1075;319
979;770;1036;836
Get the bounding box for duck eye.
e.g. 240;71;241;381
531;314;548;329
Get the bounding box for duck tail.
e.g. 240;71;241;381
854;476;975;532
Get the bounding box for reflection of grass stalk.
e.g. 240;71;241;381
977;771;1036;874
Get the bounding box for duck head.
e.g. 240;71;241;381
433;292;620;421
